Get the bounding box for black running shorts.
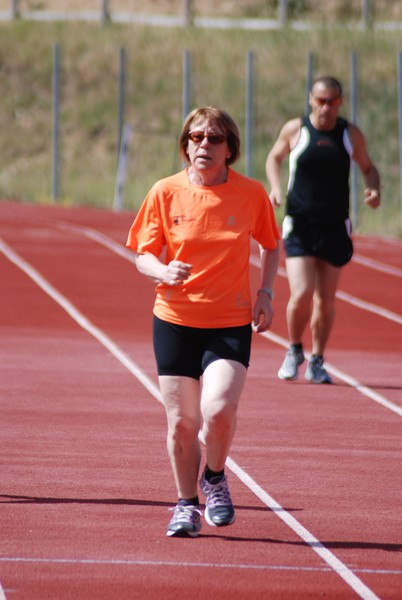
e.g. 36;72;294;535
153;316;252;380
282;216;353;267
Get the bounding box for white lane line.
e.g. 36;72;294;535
261;330;402;417
0;556;400;575
1;237;382;600
0;237;162;406
249;256;402;326
53;224;402;417
56;222;136;263
227;457;381;600
58;223;402;325
353;253;402;278
336;291;402;325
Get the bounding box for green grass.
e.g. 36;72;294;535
0;19;401;236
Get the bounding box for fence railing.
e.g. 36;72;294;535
46;42;402;227
2;0;398;29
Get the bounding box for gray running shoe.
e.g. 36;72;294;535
278;347;305;381
199;472;235;527
166;504;202;538
305;356;332;384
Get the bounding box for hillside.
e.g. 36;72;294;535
0;6;401;236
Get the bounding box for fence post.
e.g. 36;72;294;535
361;0;371;28
117;47;126;163
100;0;109;24
52;44;60;201
278;0;288;26
350;51;359;228
245;51;254;178
182;50;191;168
305;51;314;115
398;52;402;221
182;49;191;122
11;0;18;19
183;0;193;27
114;124;132;211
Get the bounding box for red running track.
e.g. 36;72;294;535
1;199;401;600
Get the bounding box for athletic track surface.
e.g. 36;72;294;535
1;199;401;600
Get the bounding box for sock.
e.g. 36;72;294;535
204;465;225;483
290;343;303;352
178;496;199;507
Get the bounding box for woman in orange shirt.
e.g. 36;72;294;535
127;107;280;537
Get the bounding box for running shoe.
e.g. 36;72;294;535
305;355;332;384
166;504;202;538
199;471;235;527
278;347;305;381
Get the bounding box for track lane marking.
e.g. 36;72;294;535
0;237;383;600
58;223;402;325
0;556;400;575
58;222;402;324
353;253;402;277
227;457;381;600
261;330;402;417
249;256;402;325
0;237;162;406
51;225;402;415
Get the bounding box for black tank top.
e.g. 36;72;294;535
286;116;351;224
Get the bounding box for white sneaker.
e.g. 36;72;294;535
278;348;305;381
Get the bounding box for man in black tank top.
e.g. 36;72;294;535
266;76;381;384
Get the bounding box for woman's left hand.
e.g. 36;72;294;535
253;294;274;333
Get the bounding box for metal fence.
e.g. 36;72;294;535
46;42;402;229
0;0;402;232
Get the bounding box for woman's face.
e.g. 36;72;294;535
186;118;231;172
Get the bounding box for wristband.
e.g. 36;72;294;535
257;288;274;300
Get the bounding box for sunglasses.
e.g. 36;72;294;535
188;131;226;145
313;96;342;107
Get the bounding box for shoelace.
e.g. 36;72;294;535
204;480;232;507
284;353;295;367
311;356;324;369
171;505;201;522
284;351;300;367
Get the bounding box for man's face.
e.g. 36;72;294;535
309;82;343;130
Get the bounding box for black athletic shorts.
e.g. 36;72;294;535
153;316;252;380
282;215;353;267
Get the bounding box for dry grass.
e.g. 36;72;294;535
0;9;401;236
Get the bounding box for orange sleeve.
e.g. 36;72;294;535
126;184;165;257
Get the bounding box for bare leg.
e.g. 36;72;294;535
310;259;342;356
285;256;316;345
159;375;201;499
200;359;247;472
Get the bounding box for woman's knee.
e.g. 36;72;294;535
168;413;199;443
203;401;236;434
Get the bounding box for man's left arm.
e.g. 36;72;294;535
349;123;381;208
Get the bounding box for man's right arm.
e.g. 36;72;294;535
265;118;301;208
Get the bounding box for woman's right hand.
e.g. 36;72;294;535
163;260;192;286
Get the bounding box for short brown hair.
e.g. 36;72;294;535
311;76;343;97
179;106;241;166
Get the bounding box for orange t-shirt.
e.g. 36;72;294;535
127;168;280;328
